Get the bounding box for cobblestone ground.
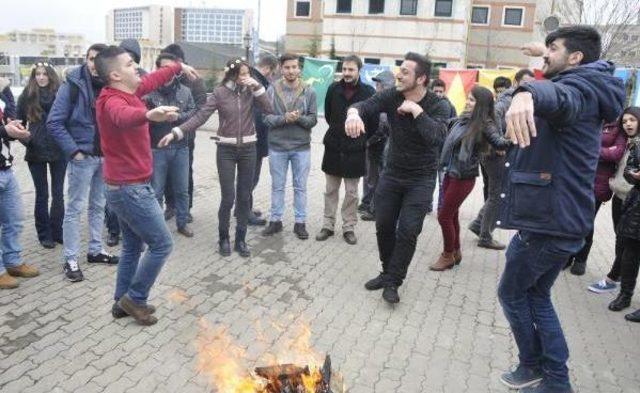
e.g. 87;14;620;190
1;119;639;393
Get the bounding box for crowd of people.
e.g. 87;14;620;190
0;24;638;393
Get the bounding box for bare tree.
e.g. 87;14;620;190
554;0;640;57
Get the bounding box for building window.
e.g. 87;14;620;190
467;63;484;69
471;6;489;24
335;56;345;70
503;7;524;27
336;0;352;13
369;0;385;14
431;62;447;78
295;1;311;17
400;0;418;15
364;57;381;64
434;0;453;17
395;59;404;66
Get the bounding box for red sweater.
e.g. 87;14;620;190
96;63;182;184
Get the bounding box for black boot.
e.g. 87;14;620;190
262;221;283;236
625;308;640;322
609;291;633;311
234;229;250;258
219;230;231;257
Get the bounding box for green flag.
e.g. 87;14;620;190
301;57;338;114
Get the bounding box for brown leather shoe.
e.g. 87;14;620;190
453;249;462;265
430;252;456;271
0;273;19;289
6;263;40;278
118;295;158;326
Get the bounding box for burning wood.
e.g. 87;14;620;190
254;355;336;393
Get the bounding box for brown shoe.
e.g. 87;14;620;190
0;273;19;289
453;249;462;265
6;263;40;278
118;295;158;326
430;252;456;271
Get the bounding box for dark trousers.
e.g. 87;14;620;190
438;175;476;253
165;139;196;210
249;155;264;213
362;147;384;213
480;162;489;202
216;143;256;240
607;196;625;281
27;160;66;243
472;154;505;240
572;197;604;265
105;204;120;236
375;172;435;287
619;236;640;295
498;231;584;390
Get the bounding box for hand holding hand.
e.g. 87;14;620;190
505;92;537;148
146;106;180;122
5;120;30;140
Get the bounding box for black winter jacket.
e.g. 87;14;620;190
352;87;450;178
322;79;376;178
18;88;64;163
617;142;640;240
145;79;196;148
440;116;511;179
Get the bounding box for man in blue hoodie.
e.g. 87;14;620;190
496;27;625;393
47;44;119;283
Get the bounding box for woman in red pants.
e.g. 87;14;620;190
431;86;511;271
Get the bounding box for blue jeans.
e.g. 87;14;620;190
268;148;311;223
498;231;584;391
28;160;66;243
0;170;24;275
151;145;189;228
107;183;173;304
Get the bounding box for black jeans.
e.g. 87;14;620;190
473;154;505;241
375;172;436;287
362;146;384;213
105;204;120;236
619;236;640;295
608;196;625;281
27;160;66;243
217;143;256;240
572;198;603;265
480;162;489;202
165;138;196;210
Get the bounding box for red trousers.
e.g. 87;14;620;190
438;175;476;253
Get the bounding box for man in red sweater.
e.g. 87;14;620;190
94;46;197;326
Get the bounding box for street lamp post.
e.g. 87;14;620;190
243;32;252;65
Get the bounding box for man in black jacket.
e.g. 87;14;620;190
316;55;376;245
346;52;449;304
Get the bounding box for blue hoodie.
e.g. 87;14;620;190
498;60;626;239
46;64;101;159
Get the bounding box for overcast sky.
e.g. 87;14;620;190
2;0;287;42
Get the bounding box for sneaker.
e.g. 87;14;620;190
478;238;506;250
63;261;84;282
87;252;119;265
112;301;156;319
500;364;543;389
382;286;400;304
588;279;618;294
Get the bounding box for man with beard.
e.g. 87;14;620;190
262;54;317;239
316;55;376;245
345;52;449;304
48;44;119;282
496;27;625;392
